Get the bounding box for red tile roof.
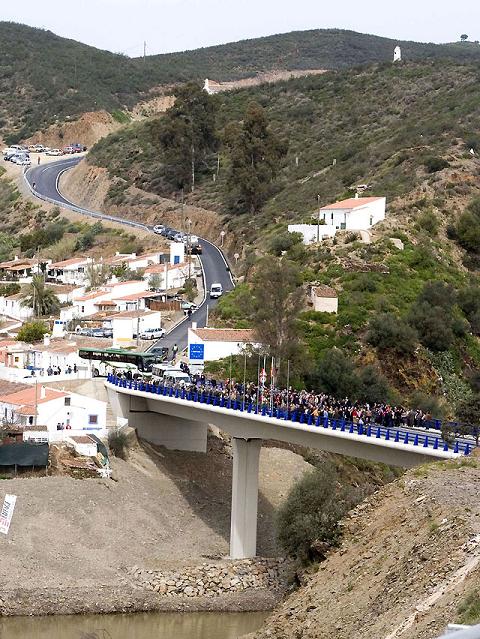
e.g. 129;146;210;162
191;328;257;343
320;197;384;211
49;257;88;268
313;285;337;299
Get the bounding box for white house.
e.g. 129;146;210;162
187;327;259;363
311;285;338;314
111;309;162;348
0;383;107;435
319;196;386;231
47;257;93;286
0;292;34;321
112;291;159;313
143;262;189;290
66;435;98;457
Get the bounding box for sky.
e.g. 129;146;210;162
1;0;479;56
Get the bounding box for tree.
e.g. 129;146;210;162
16;320;49;343
224;101;287;213
251;257;304;372
148;273;163;291
21;275;60;317
461;34;469;41
366;312;417;355
311;348;359;399
158;83;218;191
276;463;359;564
85;262;110;290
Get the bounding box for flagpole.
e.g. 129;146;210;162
242;352;247;410
256;354;260;411
286;360;290;417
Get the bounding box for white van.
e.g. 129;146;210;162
151;364;191;386
209;283;223;299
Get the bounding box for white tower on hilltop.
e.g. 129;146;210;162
393;46;402;63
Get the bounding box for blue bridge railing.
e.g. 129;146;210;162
107;375;473;457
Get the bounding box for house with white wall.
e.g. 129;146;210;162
144;262;189;290
0;383;107;434
111;309;162;348
289;196;387;244
187;327;259;363
311;286;338;313
319;196;386;230
47;257;93;286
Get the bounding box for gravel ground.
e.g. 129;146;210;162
0;434;311;616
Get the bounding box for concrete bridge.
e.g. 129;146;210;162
105;375;473;559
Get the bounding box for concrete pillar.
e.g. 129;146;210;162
230;437;262;559
105;386;207;452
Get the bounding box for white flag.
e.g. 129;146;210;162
0;494;17;535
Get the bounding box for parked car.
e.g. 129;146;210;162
139;327;166;340
13;156;31;166
28;144;44;153
165;228;178;240
153;224;165;235
181;301;198;315
63;146;75;154
71;143;86;153
46;148;64;156
209;283;223;299
76;327;94;336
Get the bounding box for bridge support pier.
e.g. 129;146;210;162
230;437;262;559
106;386;208;452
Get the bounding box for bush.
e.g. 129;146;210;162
367;313;417;355
411;303;454;351
16;321;48;343
424;156;450;173
108;428;130;460
269;231;302;256
312;349;359;398
276;463;358;564
457;590;480;625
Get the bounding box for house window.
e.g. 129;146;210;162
81;306;85;313
28;416;33;425
331;213;334;222
78;267;84;273
89;415;98;425
64;397;71;406
369;215;373;226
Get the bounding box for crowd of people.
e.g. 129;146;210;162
118;364;458;431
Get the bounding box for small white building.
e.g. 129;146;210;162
187;327;259;363
67;435;98;457
111;309;162;348
144;262;189;290
311;285;338;314
319;196;386;231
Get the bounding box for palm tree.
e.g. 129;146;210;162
21;275;60;317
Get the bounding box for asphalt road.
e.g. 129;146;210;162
25;157;234;354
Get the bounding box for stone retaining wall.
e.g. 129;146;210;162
126;558;288;598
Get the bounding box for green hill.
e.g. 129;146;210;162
87;59;480;412
2;21;480;142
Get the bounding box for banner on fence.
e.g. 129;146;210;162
0;494;17;535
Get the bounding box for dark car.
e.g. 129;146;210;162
150;346;169;361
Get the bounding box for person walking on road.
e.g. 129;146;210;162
172;343;179;363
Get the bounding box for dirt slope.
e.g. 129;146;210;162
250;459;480;639
0;435;310;610
25;111;122;149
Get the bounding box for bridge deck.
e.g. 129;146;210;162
106;375;473;459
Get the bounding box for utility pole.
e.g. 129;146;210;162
186;218;192;282
317;194;321;243
143;41;147;62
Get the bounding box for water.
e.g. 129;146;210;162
0;611;268;639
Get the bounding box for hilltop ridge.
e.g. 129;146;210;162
2;21;480;141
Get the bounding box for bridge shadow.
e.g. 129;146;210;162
138;431;280;557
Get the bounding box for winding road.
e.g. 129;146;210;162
25;157;234;353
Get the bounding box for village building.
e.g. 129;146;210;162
187;327;259;363
288;196;387;243
47;257;93;286
0;382;107;439
111;309;162;348
311;285;338;313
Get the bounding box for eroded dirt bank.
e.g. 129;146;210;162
249;459;480;639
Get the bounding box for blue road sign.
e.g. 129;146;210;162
189;343;205;361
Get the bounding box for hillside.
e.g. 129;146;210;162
2;21;480;142
250;458;480;639
84;58;480;414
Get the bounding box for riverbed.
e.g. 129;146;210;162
0;610;268;638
